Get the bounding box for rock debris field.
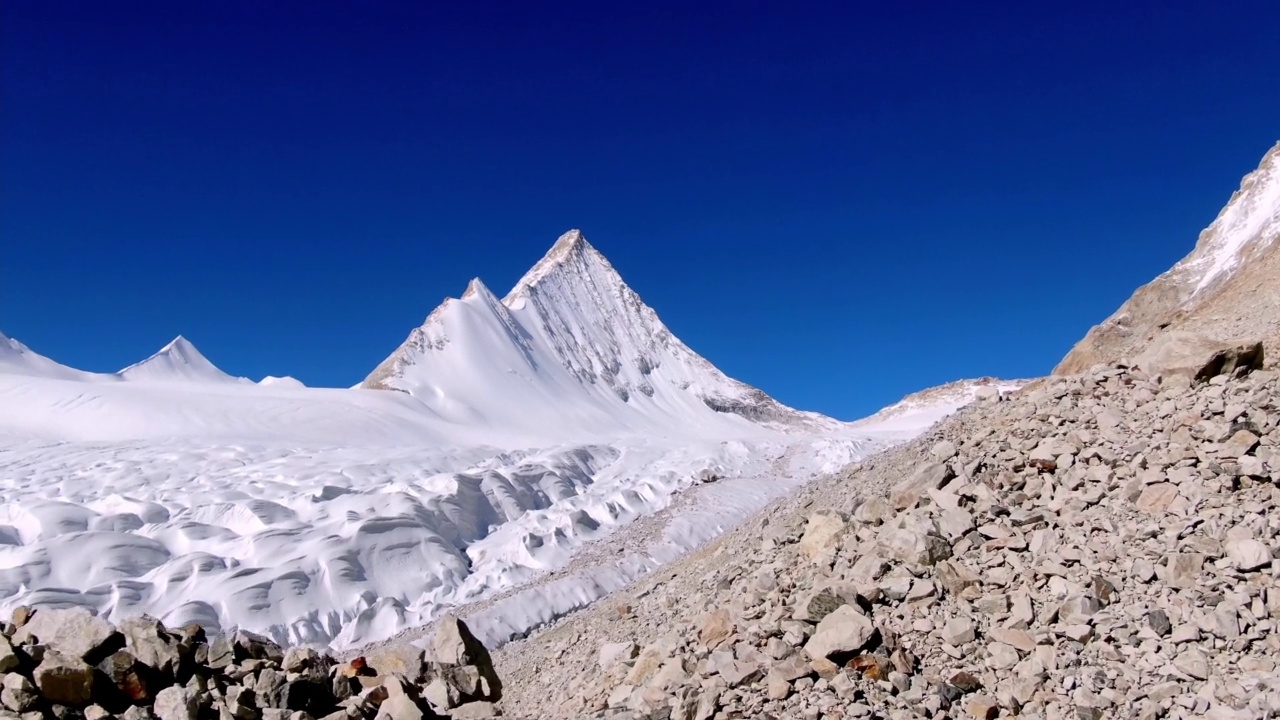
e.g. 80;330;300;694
489;342;1280;719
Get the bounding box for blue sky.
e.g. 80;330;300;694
3;1;1278;420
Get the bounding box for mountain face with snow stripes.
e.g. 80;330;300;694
1056;141;1280;374
361;230;834;437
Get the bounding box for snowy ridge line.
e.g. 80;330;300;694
0;229;998;651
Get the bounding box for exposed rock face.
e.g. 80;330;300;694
489;354;1280;719
0;608;502;719
1057;141;1280;374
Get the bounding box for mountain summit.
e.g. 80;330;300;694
362;229;826;437
119;335;243;384
1057;141;1280;373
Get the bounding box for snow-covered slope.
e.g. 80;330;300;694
119;336;247;384
0;230;959;651
850;377;1027;436
0;331;115;382
362;230;832;439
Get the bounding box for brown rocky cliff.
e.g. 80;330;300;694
1056;141;1280;374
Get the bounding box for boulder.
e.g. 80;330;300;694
1226;538;1272;571
13;607;123;664
1;672;38;712
797;511;848;560
877;515;952;566
120;617;182;675
698;609;734;650
803;605;875;660
1135;332;1264;383
153;685;198;720
34;651;95;706
889;462;955;510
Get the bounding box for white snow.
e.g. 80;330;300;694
0;230;983;650
0;331;116;382
119;336;249;384
259;375;306;388
1189;142;1280;293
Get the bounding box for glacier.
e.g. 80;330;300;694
0;230;980;649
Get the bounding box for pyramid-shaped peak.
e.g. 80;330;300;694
461;277;496;300
120;335;241;384
505;229;619;301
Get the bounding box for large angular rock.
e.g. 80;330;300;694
1226;538;1272;571
1135;332;1264;383
803;605;875;660
877;515;952;566
599;641;638;670
13;607;123;664
797;511;848;560
97;650;157;704
0;634;20;673
34;651;95;706
153;685;199;720
890;462;955;510
120;617;182;674
698;609;734;649
431;617;484;667
1135;483;1180;514
1;672;38;712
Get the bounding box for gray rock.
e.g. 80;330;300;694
803;605;875;660
431;616;484;666
877;516;952;566
1134;332;1264;383
889;462;955;510
1221;430;1261;458
599;641;638;670
1165;553;1206;589
942;618;975;646
34;651;94;706
120;616;182;674
1225;537;1271;571
1173;649;1210;681
0;634;19;673
13;607;122;664
1147;609;1172;636
1;672;38;712
797;511;848;560
154;685;199;720
450;701;500;719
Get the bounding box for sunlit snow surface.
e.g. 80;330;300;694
0;231;969;649
0;373;880;649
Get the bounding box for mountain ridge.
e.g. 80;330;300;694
361;229;835;436
1056;140;1280;373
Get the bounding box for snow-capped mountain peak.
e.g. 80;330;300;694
362;230;829;437
119;335;244;384
0;330;113;381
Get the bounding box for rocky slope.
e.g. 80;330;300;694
0;606;503;720
488;348;1278;719
1057;141;1280;374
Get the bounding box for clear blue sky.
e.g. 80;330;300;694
3;1;1278;420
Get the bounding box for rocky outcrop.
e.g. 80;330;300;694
1056;141;1280;375
490;347;1280;719
0;610;501;719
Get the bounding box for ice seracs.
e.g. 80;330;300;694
119;335;247;384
